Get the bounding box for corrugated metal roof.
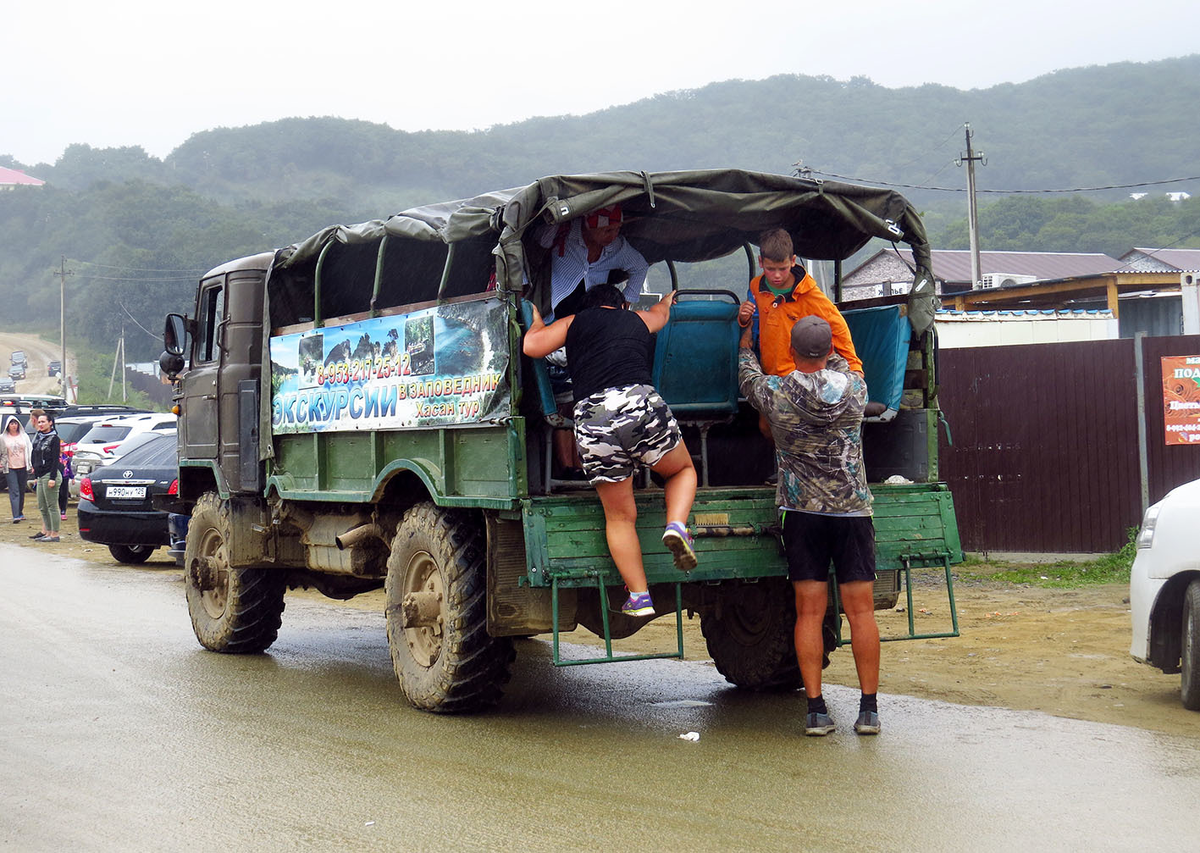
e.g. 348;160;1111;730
0;166;44;186
1119;248;1200;272
868;249;1120;283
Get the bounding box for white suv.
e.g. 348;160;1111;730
71;413;178;482
1130;477;1200;710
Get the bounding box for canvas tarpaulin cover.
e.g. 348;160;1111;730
259;169;935;458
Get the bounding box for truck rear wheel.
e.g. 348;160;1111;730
1181;580;1200;711
184;493;286;654
702;578;801;690
701;578;835;691
385;502;513;713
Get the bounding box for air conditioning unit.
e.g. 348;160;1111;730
978;273;1038;289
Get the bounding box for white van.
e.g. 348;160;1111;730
1129;478;1200;709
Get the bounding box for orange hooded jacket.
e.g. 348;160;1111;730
749;268;862;376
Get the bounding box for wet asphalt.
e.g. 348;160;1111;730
2;542;1199;852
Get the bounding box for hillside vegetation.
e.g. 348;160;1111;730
2;55;1198;360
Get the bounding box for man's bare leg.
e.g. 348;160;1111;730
838;580;880;694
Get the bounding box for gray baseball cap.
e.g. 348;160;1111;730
790;315;833;358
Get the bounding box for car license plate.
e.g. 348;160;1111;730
106;485;146;499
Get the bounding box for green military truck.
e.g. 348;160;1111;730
160;169;961;713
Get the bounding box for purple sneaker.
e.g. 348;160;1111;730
662;521;697;572
621;592;655;617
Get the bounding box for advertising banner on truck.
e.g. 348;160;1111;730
269;298;509;434
1162;354;1200;445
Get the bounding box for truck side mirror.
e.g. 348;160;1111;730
159;350;185;380
164;313;187;356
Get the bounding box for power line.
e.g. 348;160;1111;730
892;123;968;171
807;171;1200;194
76;274;200;282
71;259;206;273
118;302;160;340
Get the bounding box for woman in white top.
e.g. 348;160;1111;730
2;415;34;522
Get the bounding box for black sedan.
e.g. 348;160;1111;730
77;431;177;564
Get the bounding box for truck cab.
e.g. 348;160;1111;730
162;168;961;712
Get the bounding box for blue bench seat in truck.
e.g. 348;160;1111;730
843;303;910;421
651;295;741;485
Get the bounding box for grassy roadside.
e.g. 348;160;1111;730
957;531;1137;588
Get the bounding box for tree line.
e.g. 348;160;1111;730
1;54;1198;360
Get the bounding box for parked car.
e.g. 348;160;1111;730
48;360;62;377
54;415;118;496
57;404;148;420
72;429;177;496
17;394;66;408
70;413;177;482
77;431;179;564
55;416;112;459
1130;477;1200;709
8;364;25;381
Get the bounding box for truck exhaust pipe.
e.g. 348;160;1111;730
336;523;385;551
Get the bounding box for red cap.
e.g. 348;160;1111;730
585;204;622;229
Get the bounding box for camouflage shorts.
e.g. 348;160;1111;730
573;384;682;483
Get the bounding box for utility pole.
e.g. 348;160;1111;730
57;256;72;400
108;329;124;399
956;124;986;289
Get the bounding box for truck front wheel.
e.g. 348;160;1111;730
184;493;286;654
1181;580;1200;711
385;502;514;713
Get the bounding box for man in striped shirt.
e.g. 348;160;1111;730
540;204;649;319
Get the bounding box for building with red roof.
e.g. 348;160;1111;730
0;166;45;189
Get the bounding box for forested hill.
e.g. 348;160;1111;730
1;54;1198;360
14;53;1200;212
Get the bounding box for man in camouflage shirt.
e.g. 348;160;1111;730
738;315;882;737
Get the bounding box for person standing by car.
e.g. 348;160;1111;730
2;414;33;522
29;410;61;542
737;316;881;737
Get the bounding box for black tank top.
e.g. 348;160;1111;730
565;308;653;402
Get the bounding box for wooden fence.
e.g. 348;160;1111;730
938;333;1200;553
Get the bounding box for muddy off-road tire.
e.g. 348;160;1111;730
108;543;154;564
1181;580;1200;711
184;493;286;654
385;502;514;713
701;578;833;691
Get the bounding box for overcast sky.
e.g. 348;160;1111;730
4;0;1197;167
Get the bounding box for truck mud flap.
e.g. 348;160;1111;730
486;515;577;636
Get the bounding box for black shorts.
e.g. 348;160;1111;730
781;511;877;584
